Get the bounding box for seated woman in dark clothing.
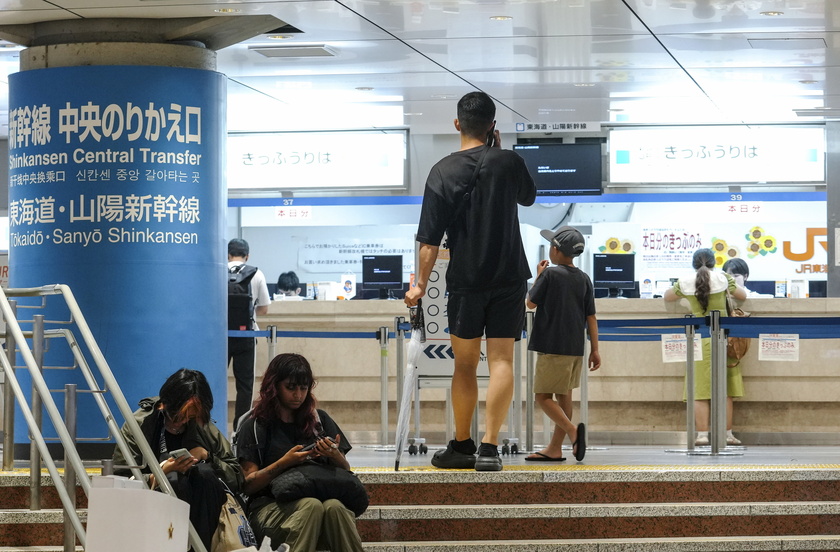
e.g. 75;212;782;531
113;368;243;551
237;353;364;552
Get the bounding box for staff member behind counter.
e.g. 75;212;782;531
275;271;306;300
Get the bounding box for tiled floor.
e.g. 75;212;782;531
347;443;840;472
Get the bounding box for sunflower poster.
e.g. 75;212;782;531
589;222;826;289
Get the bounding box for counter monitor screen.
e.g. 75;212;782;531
513;143;602;196
362;255;403;299
593;253;636;297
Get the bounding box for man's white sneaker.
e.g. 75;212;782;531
694;435;710;446
726;434;742;446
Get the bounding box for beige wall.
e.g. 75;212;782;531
228;298;840;445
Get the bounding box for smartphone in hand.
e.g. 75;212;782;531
486;121;497;147
301;437;335;452
168;448;191;459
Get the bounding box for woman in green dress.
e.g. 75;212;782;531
665;248;747;446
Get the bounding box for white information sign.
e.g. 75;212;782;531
661;333;703;363
515;121;600;133
227;130;407;190
758;334;800;362
413;249;489;377
610;126;825;183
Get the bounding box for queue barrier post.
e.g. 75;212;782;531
525;311;535;453
376;326;390;447
685;318;696;452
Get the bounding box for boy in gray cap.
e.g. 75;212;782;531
525;226;601;462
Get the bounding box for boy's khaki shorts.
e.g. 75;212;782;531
534;353;582;394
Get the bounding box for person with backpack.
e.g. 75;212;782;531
112;369;244;552
236;353;364;552
228;238;272;429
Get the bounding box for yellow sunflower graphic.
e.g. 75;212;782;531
746;226;764;241
760;236;777;253
743;226;777;258
620;239;635;253
601;237;622;253
725;245;740;260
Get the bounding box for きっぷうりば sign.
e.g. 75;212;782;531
610;126;825;184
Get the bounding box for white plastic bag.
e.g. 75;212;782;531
231;535;289;552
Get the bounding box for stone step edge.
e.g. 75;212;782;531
357;501;840;521
5;533;833;552
2;536;840;552
5;467;840;487
359;535;840;552
356;468;840;484
2;500;838;524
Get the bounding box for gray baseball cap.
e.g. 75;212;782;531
540;226;586;257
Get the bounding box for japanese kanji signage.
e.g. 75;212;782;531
8;65;228;439
758;334;799;361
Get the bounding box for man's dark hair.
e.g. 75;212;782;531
228;238;249;258
159;368;213;425
277;271;300;292
722;257;749;281
457;91;496;140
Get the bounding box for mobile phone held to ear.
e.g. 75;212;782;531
486;121;497;147
168;448;191;459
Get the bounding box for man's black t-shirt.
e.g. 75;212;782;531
527;264;596;356
416;145;536;293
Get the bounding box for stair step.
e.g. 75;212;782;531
359;501;840;520
357;501;840;542
0;509;87;524
359;536;840;551
359;469;840;506
2;540;840;552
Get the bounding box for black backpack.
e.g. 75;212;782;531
228;264;258;331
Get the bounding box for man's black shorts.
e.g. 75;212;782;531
447;281;527;340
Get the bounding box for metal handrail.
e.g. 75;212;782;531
0;284;207;552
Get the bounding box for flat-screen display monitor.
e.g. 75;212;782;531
593;253;636;297
513;143;602;196
362;255;403;299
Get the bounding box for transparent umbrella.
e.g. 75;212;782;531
394;300;426;471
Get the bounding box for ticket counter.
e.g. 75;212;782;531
231;298;840;446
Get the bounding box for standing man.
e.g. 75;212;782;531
227;238;271;429
404;91;536;471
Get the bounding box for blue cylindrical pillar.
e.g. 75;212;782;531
7;46;227;454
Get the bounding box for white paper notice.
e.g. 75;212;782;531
661;333;703;363
758;334;799;361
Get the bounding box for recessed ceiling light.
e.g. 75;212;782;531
267;35;293;40
760;11;784;16
431;94;457;99
799;80;818;84
403;112;423;116
356;87;374;91
214;8;241;13
489;15;512;21
574;83;595;87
